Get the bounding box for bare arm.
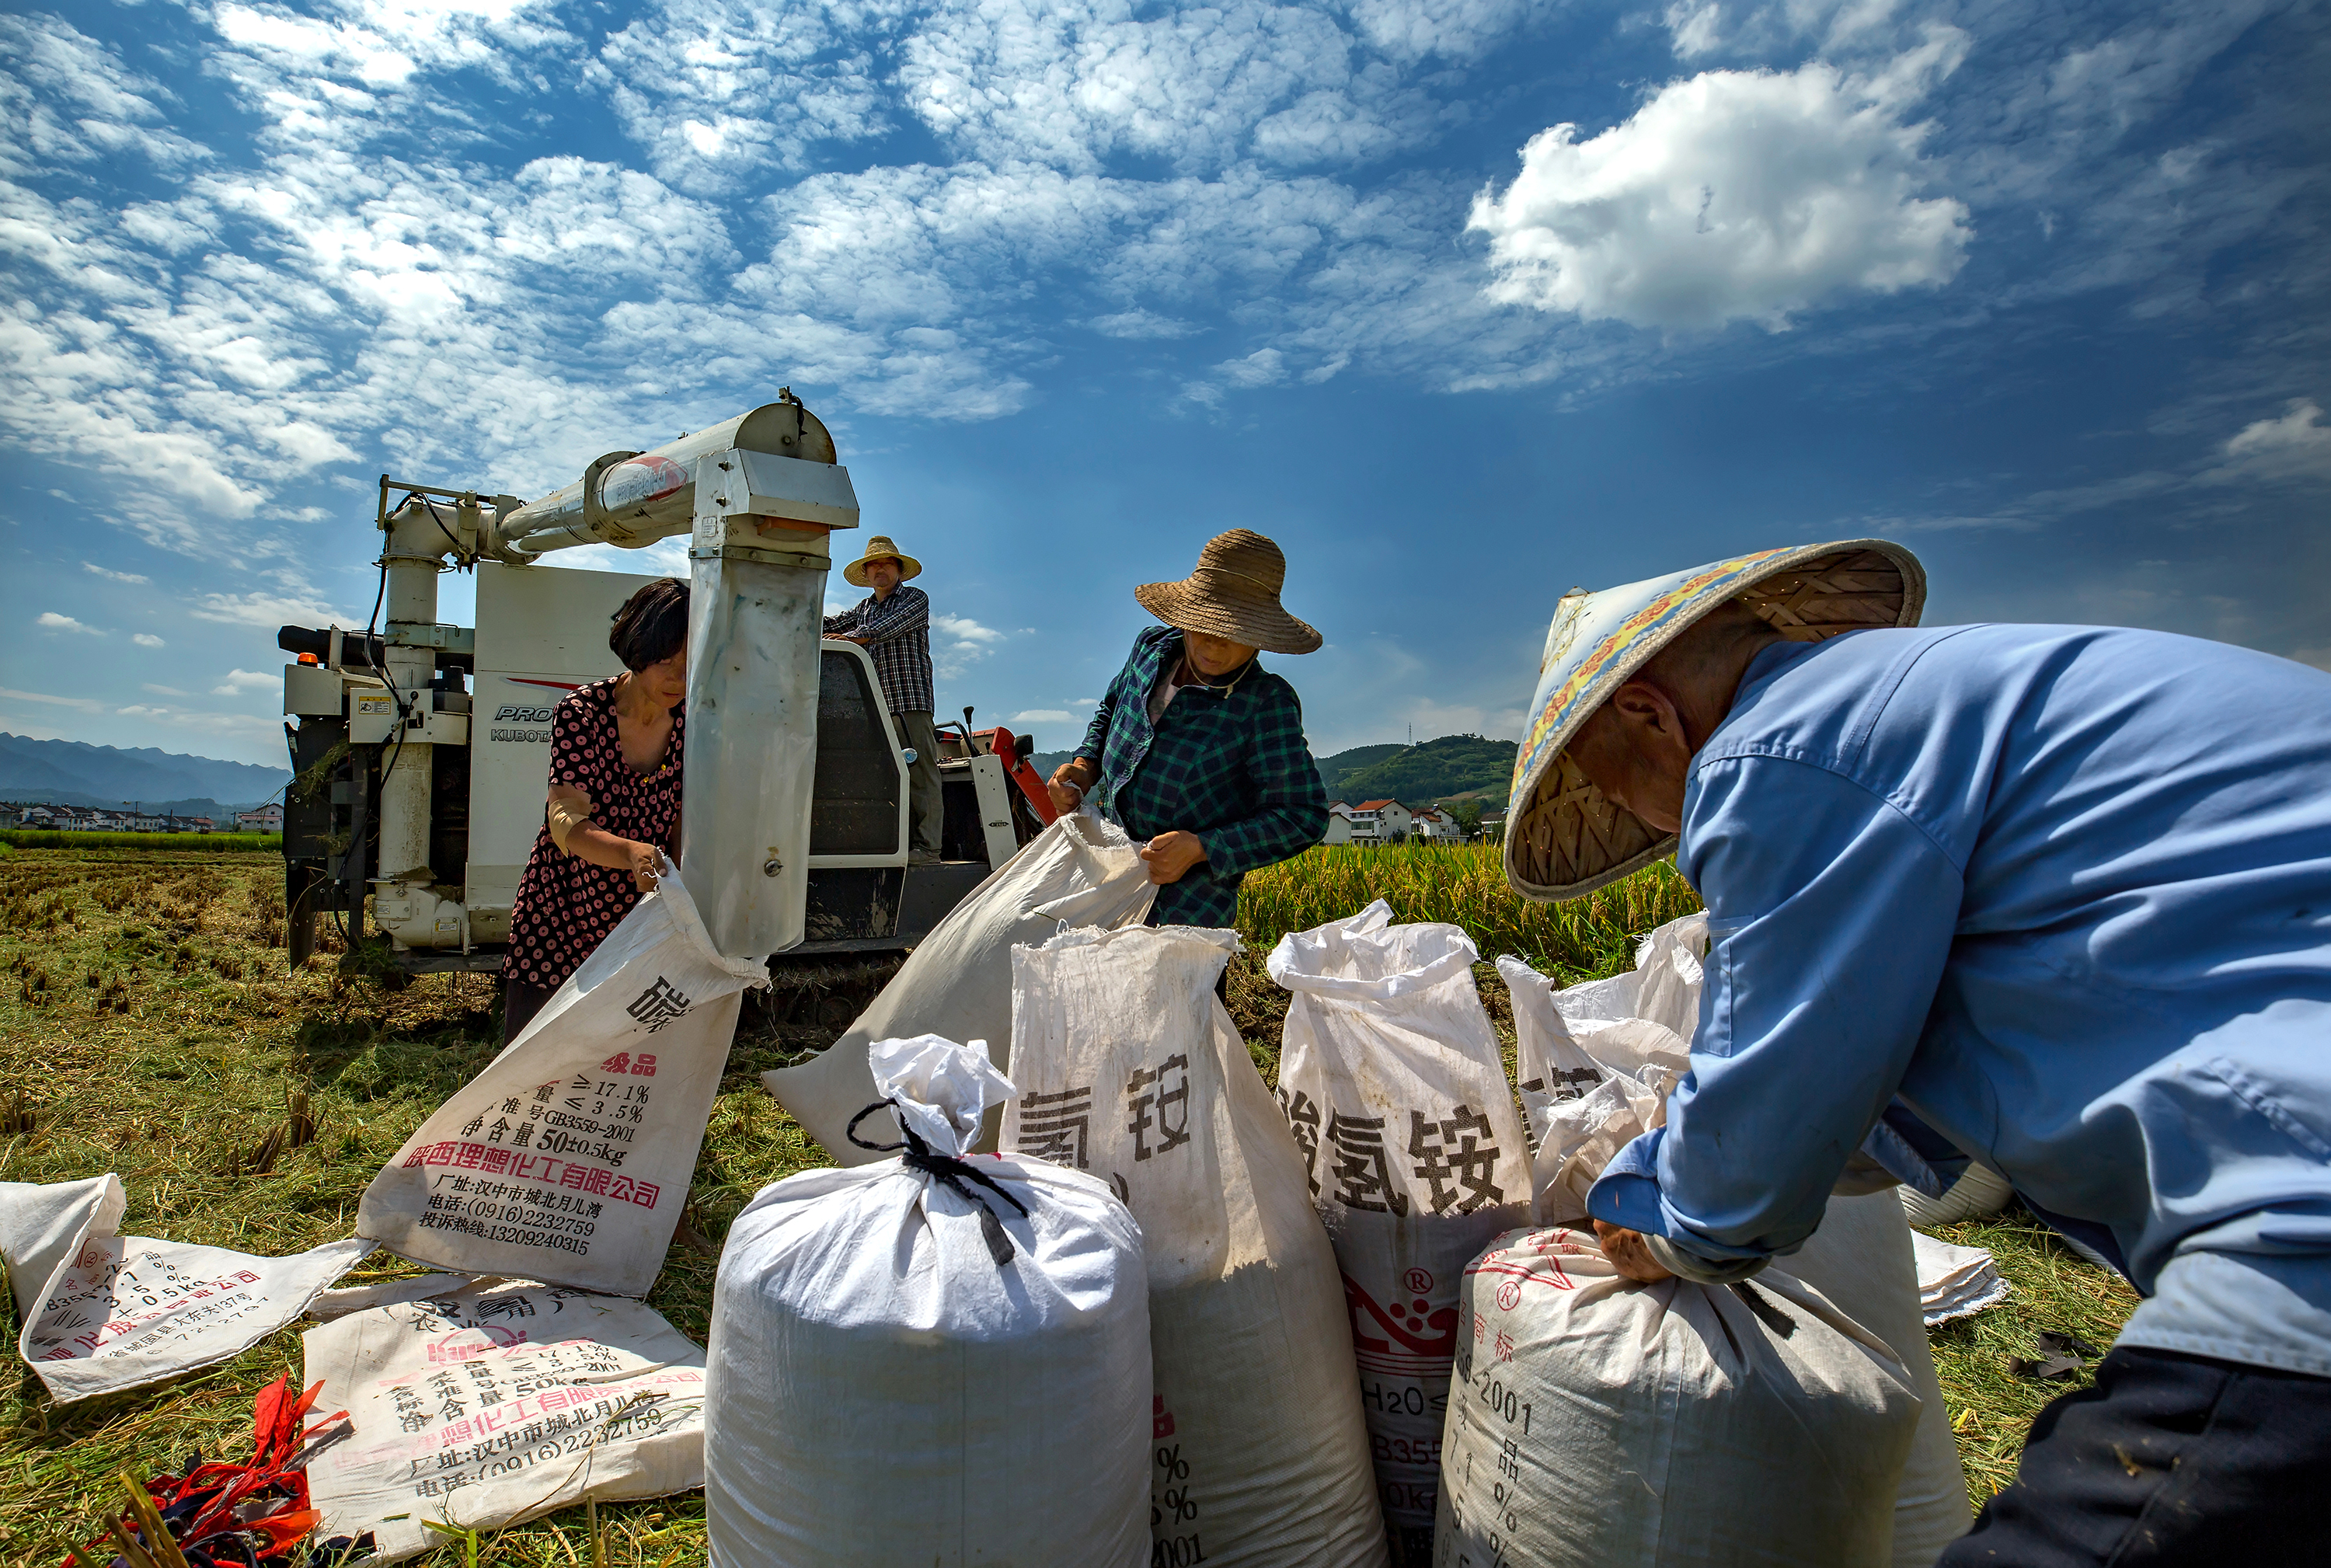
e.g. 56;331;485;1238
547;784;661;889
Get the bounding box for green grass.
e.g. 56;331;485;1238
0;831;283;852
0;843;2133;1558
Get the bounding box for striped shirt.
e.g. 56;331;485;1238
824;584;934;716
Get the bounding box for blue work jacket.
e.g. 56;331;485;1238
1589;624;2331;1377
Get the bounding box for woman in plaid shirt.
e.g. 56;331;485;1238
1047;529;1330;927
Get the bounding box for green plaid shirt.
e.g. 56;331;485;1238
1079;626;1329;927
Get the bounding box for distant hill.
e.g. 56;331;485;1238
1029;736;1514;811
1330;734;1517;807
0;733;288;812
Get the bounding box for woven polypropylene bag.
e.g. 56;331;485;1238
1434;1226;1919;1568
1268;901;1530;1561
1004;924;1392;1568
707;1037;1152;1568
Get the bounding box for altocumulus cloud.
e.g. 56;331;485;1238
1469;30;1972;331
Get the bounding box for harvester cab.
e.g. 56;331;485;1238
277;392;1055;979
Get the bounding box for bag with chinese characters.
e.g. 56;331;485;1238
765;810;1155;1165
0;1173;368;1403
1434;1226;1920;1568
706;1036;1152;1568
301;1277;708;1563
1268;901;1531;1565
1004;924;1391;1568
356;859;768;1298
1501;911;1972;1566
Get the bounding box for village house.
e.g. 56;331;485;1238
237;803;286;831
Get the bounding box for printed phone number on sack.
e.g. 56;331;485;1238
416;1213;592;1255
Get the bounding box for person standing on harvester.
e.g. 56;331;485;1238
1500;538;2331;1564
1047;528;1329;927
826;535;943;864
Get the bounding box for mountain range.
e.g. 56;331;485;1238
0;733;290;814
1030;733;1517;810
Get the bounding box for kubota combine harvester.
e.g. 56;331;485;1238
277;391;1057;981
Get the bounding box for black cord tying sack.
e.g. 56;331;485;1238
848;1101;1032;1267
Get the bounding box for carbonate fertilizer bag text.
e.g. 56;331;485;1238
706;1034;1152;1568
357;858;768;1298
1005;924;1391;1568
1268;901;1530;1566
1434;1226;1920;1568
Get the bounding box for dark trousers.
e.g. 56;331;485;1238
1939;1344;2331;1566
503;978;556;1046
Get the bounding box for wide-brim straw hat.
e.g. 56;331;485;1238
843;535;923;588
1505;540;1926;902
1134;528;1322;656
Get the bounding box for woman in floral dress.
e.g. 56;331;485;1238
500;578;689;1043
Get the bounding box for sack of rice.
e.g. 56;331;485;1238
764;810;1155;1162
1268;901;1530;1563
1005;923;1391;1568
1434;1225;1921;1568
707;1034;1152;1568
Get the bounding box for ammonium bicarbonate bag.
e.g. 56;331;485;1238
707;1035;1152;1568
1005;924;1392;1568
1268;901;1530;1564
1433;1225;1920;1568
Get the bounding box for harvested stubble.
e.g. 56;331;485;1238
0;843;2131;1561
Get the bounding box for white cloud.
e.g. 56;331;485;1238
1012;709;1075;724
1087;308;1203;340
1469;34;1971;331
2212;400;2331;485
190;591;349;627
931;611;1009;681
132;632;166;648
37;611;100;634
211;668;280;695
0;685;103;710
85;561;150;584
934;613;1006;644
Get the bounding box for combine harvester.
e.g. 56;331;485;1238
275;391;1054;989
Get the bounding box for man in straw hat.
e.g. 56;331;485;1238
826;535;943;862
1047;528;1329;927
1503;538;2331;1559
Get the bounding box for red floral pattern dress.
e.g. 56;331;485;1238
502;678;684;991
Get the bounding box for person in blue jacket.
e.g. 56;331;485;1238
1501;538;2331;1565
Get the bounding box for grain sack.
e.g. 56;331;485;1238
0;1173;369;1403
357;858;768;1297
1503;924;1973;1566
1005;924;1391;1568
764;810;1155;1165
301;1277;707;1563
1434;1226;1920;1568
1268;901;1530;1563
706;1035;1151;1568
1788;1195;1976;1564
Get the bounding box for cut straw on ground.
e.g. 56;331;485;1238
0;841;2133;1561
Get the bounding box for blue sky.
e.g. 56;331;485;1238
2;0;2325;769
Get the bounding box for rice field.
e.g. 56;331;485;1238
0;842;2132;1563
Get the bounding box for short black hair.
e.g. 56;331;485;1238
609;578;689;671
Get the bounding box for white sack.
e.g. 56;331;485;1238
303;1277;706;1563
1503;922;1974;1566
1;1173;368;1403
357;862;768;1297
1790;1194;1976;1565
706;1035;1152;1568
1434;1225;1920;1568
1005;924;1392;1568
765;811;1155;1165
1268;901;1530;1552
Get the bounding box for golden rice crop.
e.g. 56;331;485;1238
1238;841;1702;982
